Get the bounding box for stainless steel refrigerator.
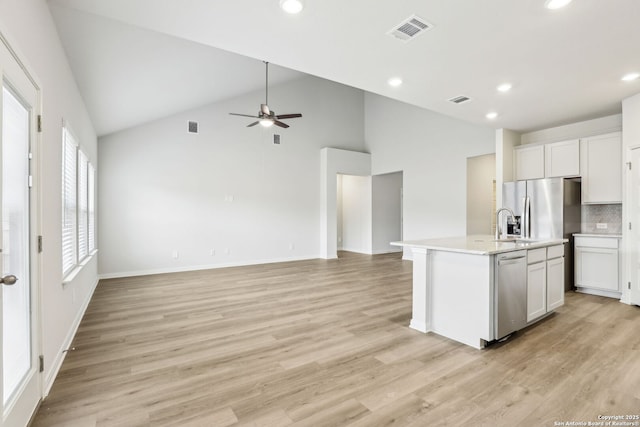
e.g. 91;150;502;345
502;178;581;290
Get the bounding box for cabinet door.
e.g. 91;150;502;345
575;247;619;291
547;257;564;310
515;145;545;181
580;133;622;203
527;262;547;322
545;139;579;178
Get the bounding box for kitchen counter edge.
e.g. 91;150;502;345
391;235;568;256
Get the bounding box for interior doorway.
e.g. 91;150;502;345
337;172;403;255
466;153;496;235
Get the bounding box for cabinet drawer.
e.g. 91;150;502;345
574;236;618;249
547;244;564;259
528;248;546;264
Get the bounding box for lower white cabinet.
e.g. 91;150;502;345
527;261;547;322
575;235;620;295
527;245;565;322
546;257;565;310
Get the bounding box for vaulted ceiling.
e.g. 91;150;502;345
48;0;640;137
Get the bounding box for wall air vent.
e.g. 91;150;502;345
448;95;472;104
387;15;433;42
188;121;198;133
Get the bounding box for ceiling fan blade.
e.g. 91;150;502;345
230;113;259;118
275;113;302;119
247;121;260;127
261;104;270;115
273;120;290;129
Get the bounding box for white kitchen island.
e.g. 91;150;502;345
392;235;567;349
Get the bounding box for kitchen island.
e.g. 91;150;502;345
392;235;567;349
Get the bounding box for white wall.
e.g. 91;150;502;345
521;114;622;145
0;0;98;393
364;93;495;248
339;175;372;253
372;172;403;253
99;75;365;277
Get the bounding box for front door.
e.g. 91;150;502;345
1;34;41;427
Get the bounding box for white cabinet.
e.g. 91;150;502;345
580;132;622;204
527;245;565;322
575;236;620;295
515;140;579;181
546;256;565;310
545;139;580;178
515;145;545;180
527;260;547;322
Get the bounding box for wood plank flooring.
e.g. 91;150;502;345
31;252;640;426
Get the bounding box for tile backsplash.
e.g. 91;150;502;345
581;204;622;234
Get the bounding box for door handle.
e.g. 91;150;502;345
0;275;18;285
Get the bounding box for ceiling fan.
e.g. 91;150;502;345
229;61;302;129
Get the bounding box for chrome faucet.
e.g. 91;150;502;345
495;207;515;240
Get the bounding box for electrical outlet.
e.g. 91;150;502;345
209;249;215;256
596;223;608;230
224;248;230;255
172;250;179;259
289;243;295;250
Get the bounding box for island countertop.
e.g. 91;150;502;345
392;234;568;255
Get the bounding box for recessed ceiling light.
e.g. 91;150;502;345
622;72;640;82
486;112;498;120
280;0;304;14
388;77;403;87
497;83;512;92
545;0;572;10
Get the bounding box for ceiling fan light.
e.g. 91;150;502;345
280;0;304;14
259;119;274;127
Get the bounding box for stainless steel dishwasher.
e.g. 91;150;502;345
495;250;527;340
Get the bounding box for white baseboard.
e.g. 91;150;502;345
98;255;319;280
44;277;99;396
575;287;622;300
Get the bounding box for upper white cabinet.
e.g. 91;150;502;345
514;139;579;180
545;139;580;178
580;132;622;204
515;144;545;180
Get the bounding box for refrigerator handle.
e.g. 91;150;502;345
522;196;530;238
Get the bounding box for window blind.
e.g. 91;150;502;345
78;150;89;261
62;127;77;275
88;163;95;252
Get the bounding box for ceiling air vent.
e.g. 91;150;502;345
388;15;432;42
448;95;472;104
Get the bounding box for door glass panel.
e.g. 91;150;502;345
2;86;31;405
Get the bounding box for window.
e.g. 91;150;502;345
78;151;88;260
62;127;77;276
62;124;96;278
88;163;95;253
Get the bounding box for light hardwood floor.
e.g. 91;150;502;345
32;252;640;426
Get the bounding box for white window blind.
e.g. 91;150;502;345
78;150;89;261
88;163;95;252
62;127;77;275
